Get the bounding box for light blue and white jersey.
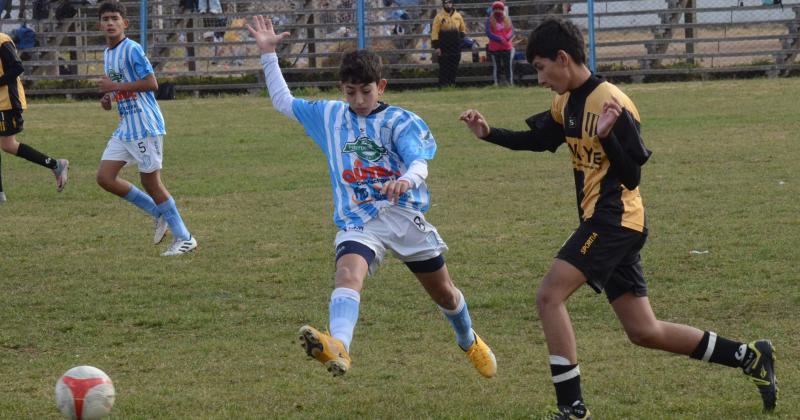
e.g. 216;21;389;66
292;99;437;231
104;38;166;141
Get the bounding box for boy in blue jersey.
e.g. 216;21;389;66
247;15;496;378
460;18;777;419
95;1;196;256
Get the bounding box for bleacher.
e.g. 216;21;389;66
0;0;797;97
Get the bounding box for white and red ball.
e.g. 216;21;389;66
54;366;115;420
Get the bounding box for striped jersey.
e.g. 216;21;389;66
550;76;649;232
104;37;165;141
291;99;437;230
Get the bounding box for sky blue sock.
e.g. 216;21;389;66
329;287;360;351
124;186;159;219
440;291;475;350
156;197;190;241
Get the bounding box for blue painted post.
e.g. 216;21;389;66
357;0;365;49
140;0;148;52
587;0;596;72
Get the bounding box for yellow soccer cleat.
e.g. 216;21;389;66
298;325;351;376
464;330;497;378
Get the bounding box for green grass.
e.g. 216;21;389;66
0;78;798;419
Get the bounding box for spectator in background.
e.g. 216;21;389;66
198;0;221;14
219;15;246;67
431;0;465;87
485;0;514;85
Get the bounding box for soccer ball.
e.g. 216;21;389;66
55;366;115;420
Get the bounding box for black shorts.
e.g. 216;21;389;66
556;221;648;302
0;110;24;136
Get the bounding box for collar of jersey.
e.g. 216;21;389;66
108;36;128;51
348;102;388;116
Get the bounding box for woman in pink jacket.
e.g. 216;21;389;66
485;1;514;85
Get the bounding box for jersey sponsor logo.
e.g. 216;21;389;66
580;232;598;255
342;136;388;162
108;69;138;102
567;141;603;169
341;160;401;184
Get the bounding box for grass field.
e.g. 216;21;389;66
0;78;797;419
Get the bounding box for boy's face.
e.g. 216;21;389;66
341;79;388;116
100;12;128;39
532;52;570;95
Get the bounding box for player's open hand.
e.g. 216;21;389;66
100;93;112;110
597;96;622;139
247;15;290;54
459;109;490;139
380;179;411;204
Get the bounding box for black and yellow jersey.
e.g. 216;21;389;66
431;9;466;52
483;75;652;232
0;32;26;111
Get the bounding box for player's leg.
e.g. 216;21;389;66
140;170;195;256
299;242;372;376
537;259;591;419
127;135;193;255
412;260;497;378
96;158;160;217
1;133;68;192
612;293;778;411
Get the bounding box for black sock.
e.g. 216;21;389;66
689;331;747;368
16;143;57;169
550;357;583;407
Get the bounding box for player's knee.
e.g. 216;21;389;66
535;286;561;312
96;172;114;189
625;326;660;348
0;139;15;153
334;266;361;289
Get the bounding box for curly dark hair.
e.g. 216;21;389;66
526;18;586;65
98;1;126;19
339;50;383;85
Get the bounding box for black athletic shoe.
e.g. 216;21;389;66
742;339;778;412
543;401;591;420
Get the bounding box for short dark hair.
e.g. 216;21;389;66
339;50;383;85
99;1;126;19
526;18;586;65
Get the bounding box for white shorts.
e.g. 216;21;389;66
101;136;164;173
334;205;448;275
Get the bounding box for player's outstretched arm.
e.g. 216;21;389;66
249;15;296;120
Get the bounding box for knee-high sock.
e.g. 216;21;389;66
439;290;474;350
156;197;190;241
329;287;360;351
16;143;57;169
124;185;159;219
551;355;583;407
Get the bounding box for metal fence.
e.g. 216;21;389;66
5;0;797;96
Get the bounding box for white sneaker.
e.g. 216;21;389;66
0;191;6;202
153;215;169;245
52;159;69;192
161;236;197;256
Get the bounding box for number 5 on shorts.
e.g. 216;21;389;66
137;141;146;153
